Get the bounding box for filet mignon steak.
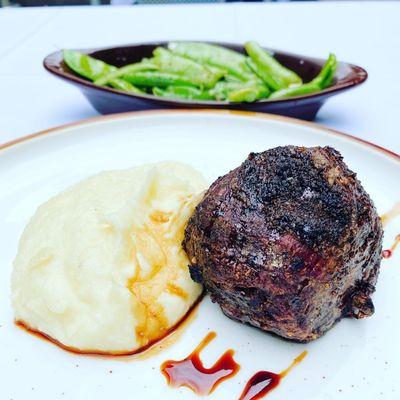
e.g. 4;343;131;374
183;146;383;342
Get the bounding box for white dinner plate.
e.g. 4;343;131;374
1;110;399;400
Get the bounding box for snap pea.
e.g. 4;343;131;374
168;42;254;81
153;86;214;100
209;81;269;102
270;54;338;100
269;55;337;100
310;53;337;89
207;65;228;76
123;71;198;88
153;47;222;88
208;81;244;101
224;74;242;83
245;41;302;89
108;79;144;94
63;50;144;93
269;82;321;100
228;84;270;102
246;57;284;92
63;49;116;81
94;61;157;86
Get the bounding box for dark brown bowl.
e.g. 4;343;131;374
43;42;367;121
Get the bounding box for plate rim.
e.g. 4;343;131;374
1;109;398;164
2;109;400;398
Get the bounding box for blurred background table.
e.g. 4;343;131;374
0;1;399;152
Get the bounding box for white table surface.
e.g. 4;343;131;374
0;1;399;152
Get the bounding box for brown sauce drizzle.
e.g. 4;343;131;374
15;292;204;357
166;282;189;301
380;203;400;259
161;331;240;395
239;351;308;400
382;234;400;259
381;202;400;228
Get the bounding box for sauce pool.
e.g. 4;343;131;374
382;234;400;259
382;249;392;259
239;371;280;400
239;350;308;400
160;331;240;395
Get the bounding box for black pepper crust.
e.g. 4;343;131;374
183;146;383;342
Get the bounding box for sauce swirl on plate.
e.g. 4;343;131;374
239;351;308;400
161;331;240;395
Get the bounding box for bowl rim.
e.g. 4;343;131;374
43;40;368;106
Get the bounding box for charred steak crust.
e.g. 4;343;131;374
183;146;383;342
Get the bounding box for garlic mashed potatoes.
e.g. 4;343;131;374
12;162;206;354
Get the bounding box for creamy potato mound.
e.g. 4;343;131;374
12;162;206;354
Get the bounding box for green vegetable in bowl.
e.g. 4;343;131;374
246;57;283;92
228;84;270;103
209;81;269;102
245;41;302;90
153;47;223;88
311;53;337;89
108;79;144;94
63;50;143;93
269;83;321;100
269;54;337;100
153;86;214;100
123;71;198;88
63;49;116;80
62;42;337;103
94;61;157;86
209;81;244;100
168;41;255;81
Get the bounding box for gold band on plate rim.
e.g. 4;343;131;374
1;109;399;163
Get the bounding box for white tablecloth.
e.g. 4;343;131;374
0;1;399;152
